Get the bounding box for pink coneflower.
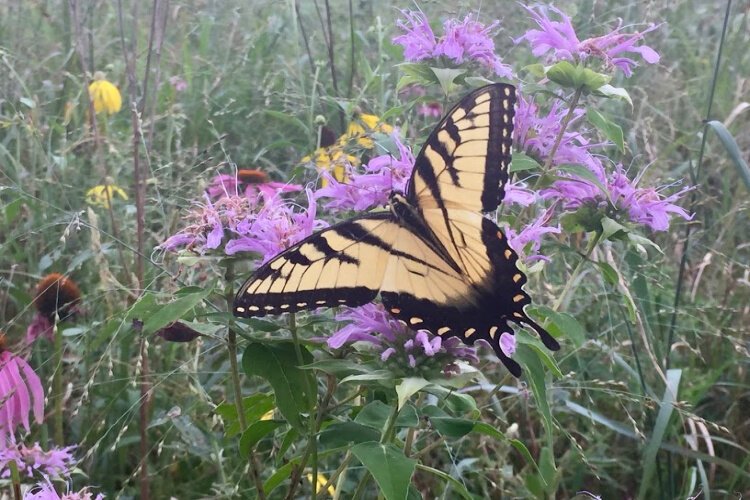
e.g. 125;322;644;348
0;335;45;441
26;273;82;344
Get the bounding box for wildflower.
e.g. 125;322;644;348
393;10;513;77
542;164;692;231
0;442;76;480
505;209;561;262
498;332;517;358
302;147;358;186
307;472;335;496
327;304;478;376
514;93;603;174
315;132;414;213
168;75;188;92
344;112;394;149
0;335;45;441
85;184;128;209
392;10;438;61
23;478;104;500
205;168;301;200
159;188;323;264
25;314;53;344
32;274;81;321
436;15;513;77
416;102;442;118
88;71;122;115
515;5;660;77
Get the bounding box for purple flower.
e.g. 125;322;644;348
315;132;415;213
504;181;537;206
23;478;104;500
168;75;188;92
393;11;513;77
225;189;325;263
25;314;54;345
515;5;660;77
206;169;301;200
0;442;76;479
416;102;443;118
543;164;692;231
498;332;517;357
328;303;478;375
0;349;44;441
392;10;438;61
435;15;513;77
505;208;561;262
514;93;604;175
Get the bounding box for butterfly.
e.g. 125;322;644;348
233;83;560;376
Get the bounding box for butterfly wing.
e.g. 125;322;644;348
233;213;469;318
387;83;560;365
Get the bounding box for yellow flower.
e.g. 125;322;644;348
302;146;357;187
85;185;128;209
306;472;335;497
343;113;394;149
88;72;122;115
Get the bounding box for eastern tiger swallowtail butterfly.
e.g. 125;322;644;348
233;83;560;376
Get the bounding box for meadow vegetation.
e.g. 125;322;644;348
0;0;748;498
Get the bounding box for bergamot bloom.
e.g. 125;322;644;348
88;71;122;115
85;184;128;209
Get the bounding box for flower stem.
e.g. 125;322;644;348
553;230;602;311
542;86;584;173
223;262;266;499
285;313;319;500
9;455;21;500
52;317;63;446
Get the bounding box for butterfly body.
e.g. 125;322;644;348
234;84;560;376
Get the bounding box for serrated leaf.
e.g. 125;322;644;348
352;442;416;500
396;377;430;409
587;108;624;152
242;342;315;433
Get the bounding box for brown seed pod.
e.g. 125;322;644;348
33;273;82;320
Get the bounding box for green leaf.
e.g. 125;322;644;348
546;61;610;92
215;393;275;437
396;377;430;409
601;216;629;241
415;464;473;500
510;152;542;172
587;108;624;152
141;287;213;335
638;369;682;499
319;422;380;447
239;420;284;457
242;342;315;433
351;442;416;500
429;416;475;438
533;305;586;349
556;163;610;200
396;62;438;90
707;120;750;191
515;346;554;437
593;84;633;106
430;67;466;96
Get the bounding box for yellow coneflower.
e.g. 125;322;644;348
85;184;128;209
34;273;82;320
306;472;336;497
88;71;122;115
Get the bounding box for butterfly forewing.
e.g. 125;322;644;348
408;83;515;213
